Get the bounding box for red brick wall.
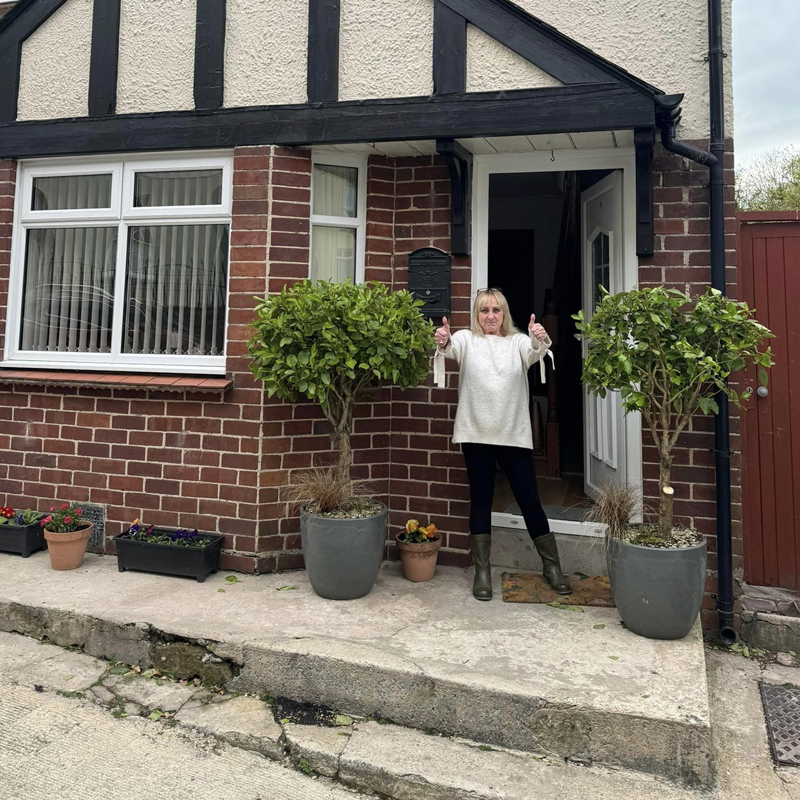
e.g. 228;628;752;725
0;160;15;359
0;141;742;630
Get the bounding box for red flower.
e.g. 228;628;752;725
76;509;83;515
0;507;14;519
64;516;72;524
61;504;69;510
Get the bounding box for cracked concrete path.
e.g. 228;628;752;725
707;648;800;799
0;636;369;800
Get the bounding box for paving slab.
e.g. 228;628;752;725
175;695;284;759
0;631;106;692
0;551;712;787
285;723;352;777
339;721;707;800
103;673;198;712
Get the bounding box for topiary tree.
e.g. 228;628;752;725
574;286;774;540
248;280;434;491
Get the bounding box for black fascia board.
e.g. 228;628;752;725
438;0;663;97
194;0;227;110
307;0;340;103
0;0;70;121
88;0;122;117
0;84;656;159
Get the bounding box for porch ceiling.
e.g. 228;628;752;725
315;130;635;158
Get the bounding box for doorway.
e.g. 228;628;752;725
473;149;642;536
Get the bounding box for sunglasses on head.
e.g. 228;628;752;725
475;287;502;296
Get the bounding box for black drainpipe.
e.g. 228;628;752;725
654;0;736;644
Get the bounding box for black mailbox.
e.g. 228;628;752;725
407;247;451;320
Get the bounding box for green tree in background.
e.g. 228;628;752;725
736;146;800;212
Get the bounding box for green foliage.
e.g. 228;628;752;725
0;508;43;526
249;280;434;480
736;146;800;212
574;286;774;535
296;758;314;775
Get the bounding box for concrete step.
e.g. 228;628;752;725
0;630;712;800
0;551;713;789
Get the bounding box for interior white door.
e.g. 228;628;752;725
581;171;625;498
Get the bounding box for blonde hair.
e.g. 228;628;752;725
470;289;519;337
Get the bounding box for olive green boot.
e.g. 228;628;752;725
471;534;493;601
534;533;572;595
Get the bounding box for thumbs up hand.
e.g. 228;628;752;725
435;317;451;347
529;314;547;342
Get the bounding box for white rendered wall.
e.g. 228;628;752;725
116;0;196;114
338;0;433;101
510;0;734;138
466;25;562;93
224;0;308;107
17;0;92;121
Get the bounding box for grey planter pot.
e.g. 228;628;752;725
607;535;707;640
300;502;388;600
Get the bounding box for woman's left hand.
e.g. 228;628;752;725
528;314;548;342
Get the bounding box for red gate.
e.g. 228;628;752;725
739;212;800;589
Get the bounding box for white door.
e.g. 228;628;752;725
581;171;625;498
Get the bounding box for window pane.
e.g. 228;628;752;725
312;164;358;217
124;224;229;356
311;226;356;282
19;227;117;353
31;174;112;211
134;170;223;208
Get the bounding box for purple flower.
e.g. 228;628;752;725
16;515;23;525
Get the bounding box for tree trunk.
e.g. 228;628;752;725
335;429;353;488
658;453;674;540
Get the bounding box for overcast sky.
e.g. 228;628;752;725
733;0;800;166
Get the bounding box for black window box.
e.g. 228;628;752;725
0;522;47;558
113;530;224;582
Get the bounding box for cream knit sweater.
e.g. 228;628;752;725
439;329;552;450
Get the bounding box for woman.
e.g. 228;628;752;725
436;289;572;601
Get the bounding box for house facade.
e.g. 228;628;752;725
0;0;737;628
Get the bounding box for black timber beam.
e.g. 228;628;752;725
89;0;122;116
307;0;340;103
438;0;610;85
634;127;655;257
436;138;472;255
194;0;227;110
433;1;466;94
0;0;70;122
0;84;655;159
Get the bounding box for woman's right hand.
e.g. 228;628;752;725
435;317;451;347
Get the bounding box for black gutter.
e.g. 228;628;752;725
654;0;735;645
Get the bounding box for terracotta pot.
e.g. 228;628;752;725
396;533;442;582
44;523;93;571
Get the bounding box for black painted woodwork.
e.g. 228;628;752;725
436;138;472;256
307;0;340;103
438;0;661;94
634;128;655;257
0;0;70;122
88;0;121;117
408;247;451;320
433;1;466;95
0;84;655;159
194;0;227;110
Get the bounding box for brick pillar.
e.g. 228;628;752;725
0;160;16;360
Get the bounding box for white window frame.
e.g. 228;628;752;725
309;151;367;284
5;151;233;375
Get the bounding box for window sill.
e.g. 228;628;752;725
0;370;233;393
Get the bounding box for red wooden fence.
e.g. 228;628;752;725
739;212;800;589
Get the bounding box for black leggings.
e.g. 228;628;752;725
461;443;550;540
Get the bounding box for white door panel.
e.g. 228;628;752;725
581;171;625;497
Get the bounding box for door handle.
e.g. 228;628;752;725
757;386;769;398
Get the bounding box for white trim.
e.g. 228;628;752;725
4;151;234;374
309;150;367;284
492;512;605;539
472;147;643;536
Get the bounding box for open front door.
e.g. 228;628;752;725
581;171;626;498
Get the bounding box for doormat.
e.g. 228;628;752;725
760;682;800;766
501;572;615;607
